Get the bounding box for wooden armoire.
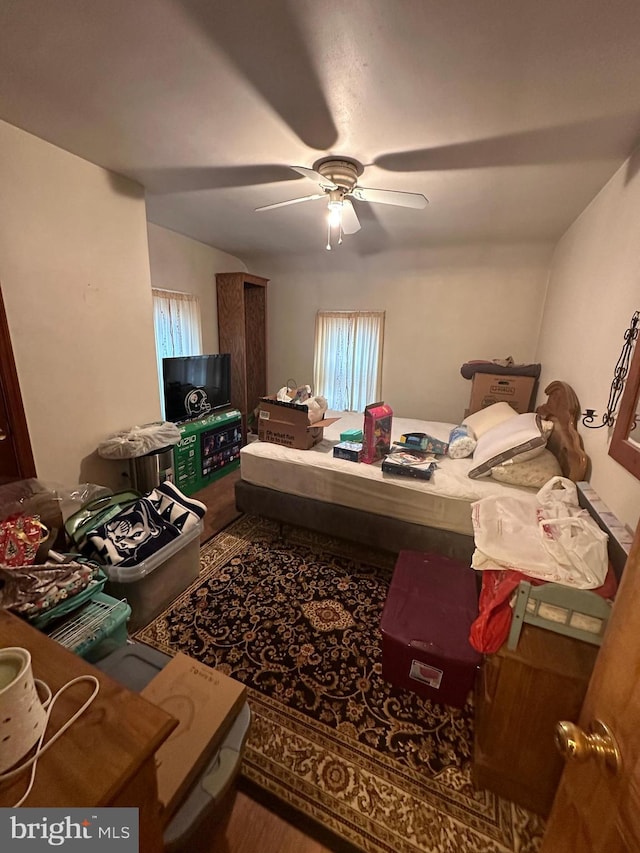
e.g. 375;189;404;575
215;272;269;430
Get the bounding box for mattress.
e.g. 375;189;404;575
240;411;535;536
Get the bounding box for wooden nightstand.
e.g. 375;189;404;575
472;623;599;817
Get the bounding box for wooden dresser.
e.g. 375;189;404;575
473;623;599;817
0;612;177;852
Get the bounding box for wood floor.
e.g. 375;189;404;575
191;471;338;853
196;467;243;545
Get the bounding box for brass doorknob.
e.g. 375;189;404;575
555;719;621;774
0;428;6;441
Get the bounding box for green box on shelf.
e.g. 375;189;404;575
173;408;242;496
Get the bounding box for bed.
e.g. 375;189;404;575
235;380;589;561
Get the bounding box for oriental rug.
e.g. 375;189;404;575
136;514;545;853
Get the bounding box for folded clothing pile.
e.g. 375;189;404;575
81;481;206;567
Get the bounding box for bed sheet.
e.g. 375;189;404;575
240;411;535;536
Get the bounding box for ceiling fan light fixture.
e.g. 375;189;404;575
257;155;424;249
326;190;345;250
327;191;344;227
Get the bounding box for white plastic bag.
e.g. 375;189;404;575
537;476;580;515
471;476;609;588
97;421;181;460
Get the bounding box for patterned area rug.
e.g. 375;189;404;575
136;515;545;853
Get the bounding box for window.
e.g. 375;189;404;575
152;289;203;406
313;311;385;411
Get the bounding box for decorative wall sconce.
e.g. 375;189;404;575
582;310;639;429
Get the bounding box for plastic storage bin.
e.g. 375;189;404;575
104;521;203;630
380;550;481;707
45;591;131;663
95;643;251;853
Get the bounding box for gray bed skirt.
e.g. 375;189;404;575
235;479;475;563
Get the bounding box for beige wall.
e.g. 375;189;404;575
0;120;248;491
147;223;246;354
536;151;640;532
0;119;160;489
251;243;552;422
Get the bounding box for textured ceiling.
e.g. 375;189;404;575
2;0;640;260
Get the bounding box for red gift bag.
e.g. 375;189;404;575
0;514;48;567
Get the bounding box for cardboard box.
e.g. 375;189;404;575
394;432;449;455
257;397;340;450
362;401;393;464
333;441;363;462
141;652;246;817
340;428;363;443
468;374;536;415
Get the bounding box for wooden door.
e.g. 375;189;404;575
541;520;640;851
0;285;36;483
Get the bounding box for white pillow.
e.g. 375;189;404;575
490;449;562;488
463;402;518;439
469;412;547;479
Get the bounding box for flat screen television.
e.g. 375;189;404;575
162;354;232;423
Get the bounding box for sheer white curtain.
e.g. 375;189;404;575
152;289;203;408
313;311;385;411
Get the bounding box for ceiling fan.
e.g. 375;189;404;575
255;156;429;250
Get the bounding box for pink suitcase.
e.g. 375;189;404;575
380;550;481;707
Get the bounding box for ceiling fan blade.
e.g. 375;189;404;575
290;166;338;189
255;193;325;212
374;117;634;173
341;199;361;234
137;164;301;194
179;1;338;151
351;186;428;209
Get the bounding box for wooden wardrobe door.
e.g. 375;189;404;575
0;285;36;483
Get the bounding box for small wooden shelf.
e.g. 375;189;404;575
473;624;599;817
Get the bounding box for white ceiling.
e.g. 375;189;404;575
2;0;640;260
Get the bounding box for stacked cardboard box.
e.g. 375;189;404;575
467;374;536;415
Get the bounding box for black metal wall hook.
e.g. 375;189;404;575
582;310;640;429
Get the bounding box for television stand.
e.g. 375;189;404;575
172;408;242;496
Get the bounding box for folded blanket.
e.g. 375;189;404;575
84;498;179;566
146;481;206;533
83;482;206;567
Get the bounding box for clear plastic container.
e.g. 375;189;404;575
95;642;251;853
104;521;203;630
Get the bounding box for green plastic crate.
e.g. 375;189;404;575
45;591;132;663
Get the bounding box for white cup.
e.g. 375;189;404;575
0;647;49;774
